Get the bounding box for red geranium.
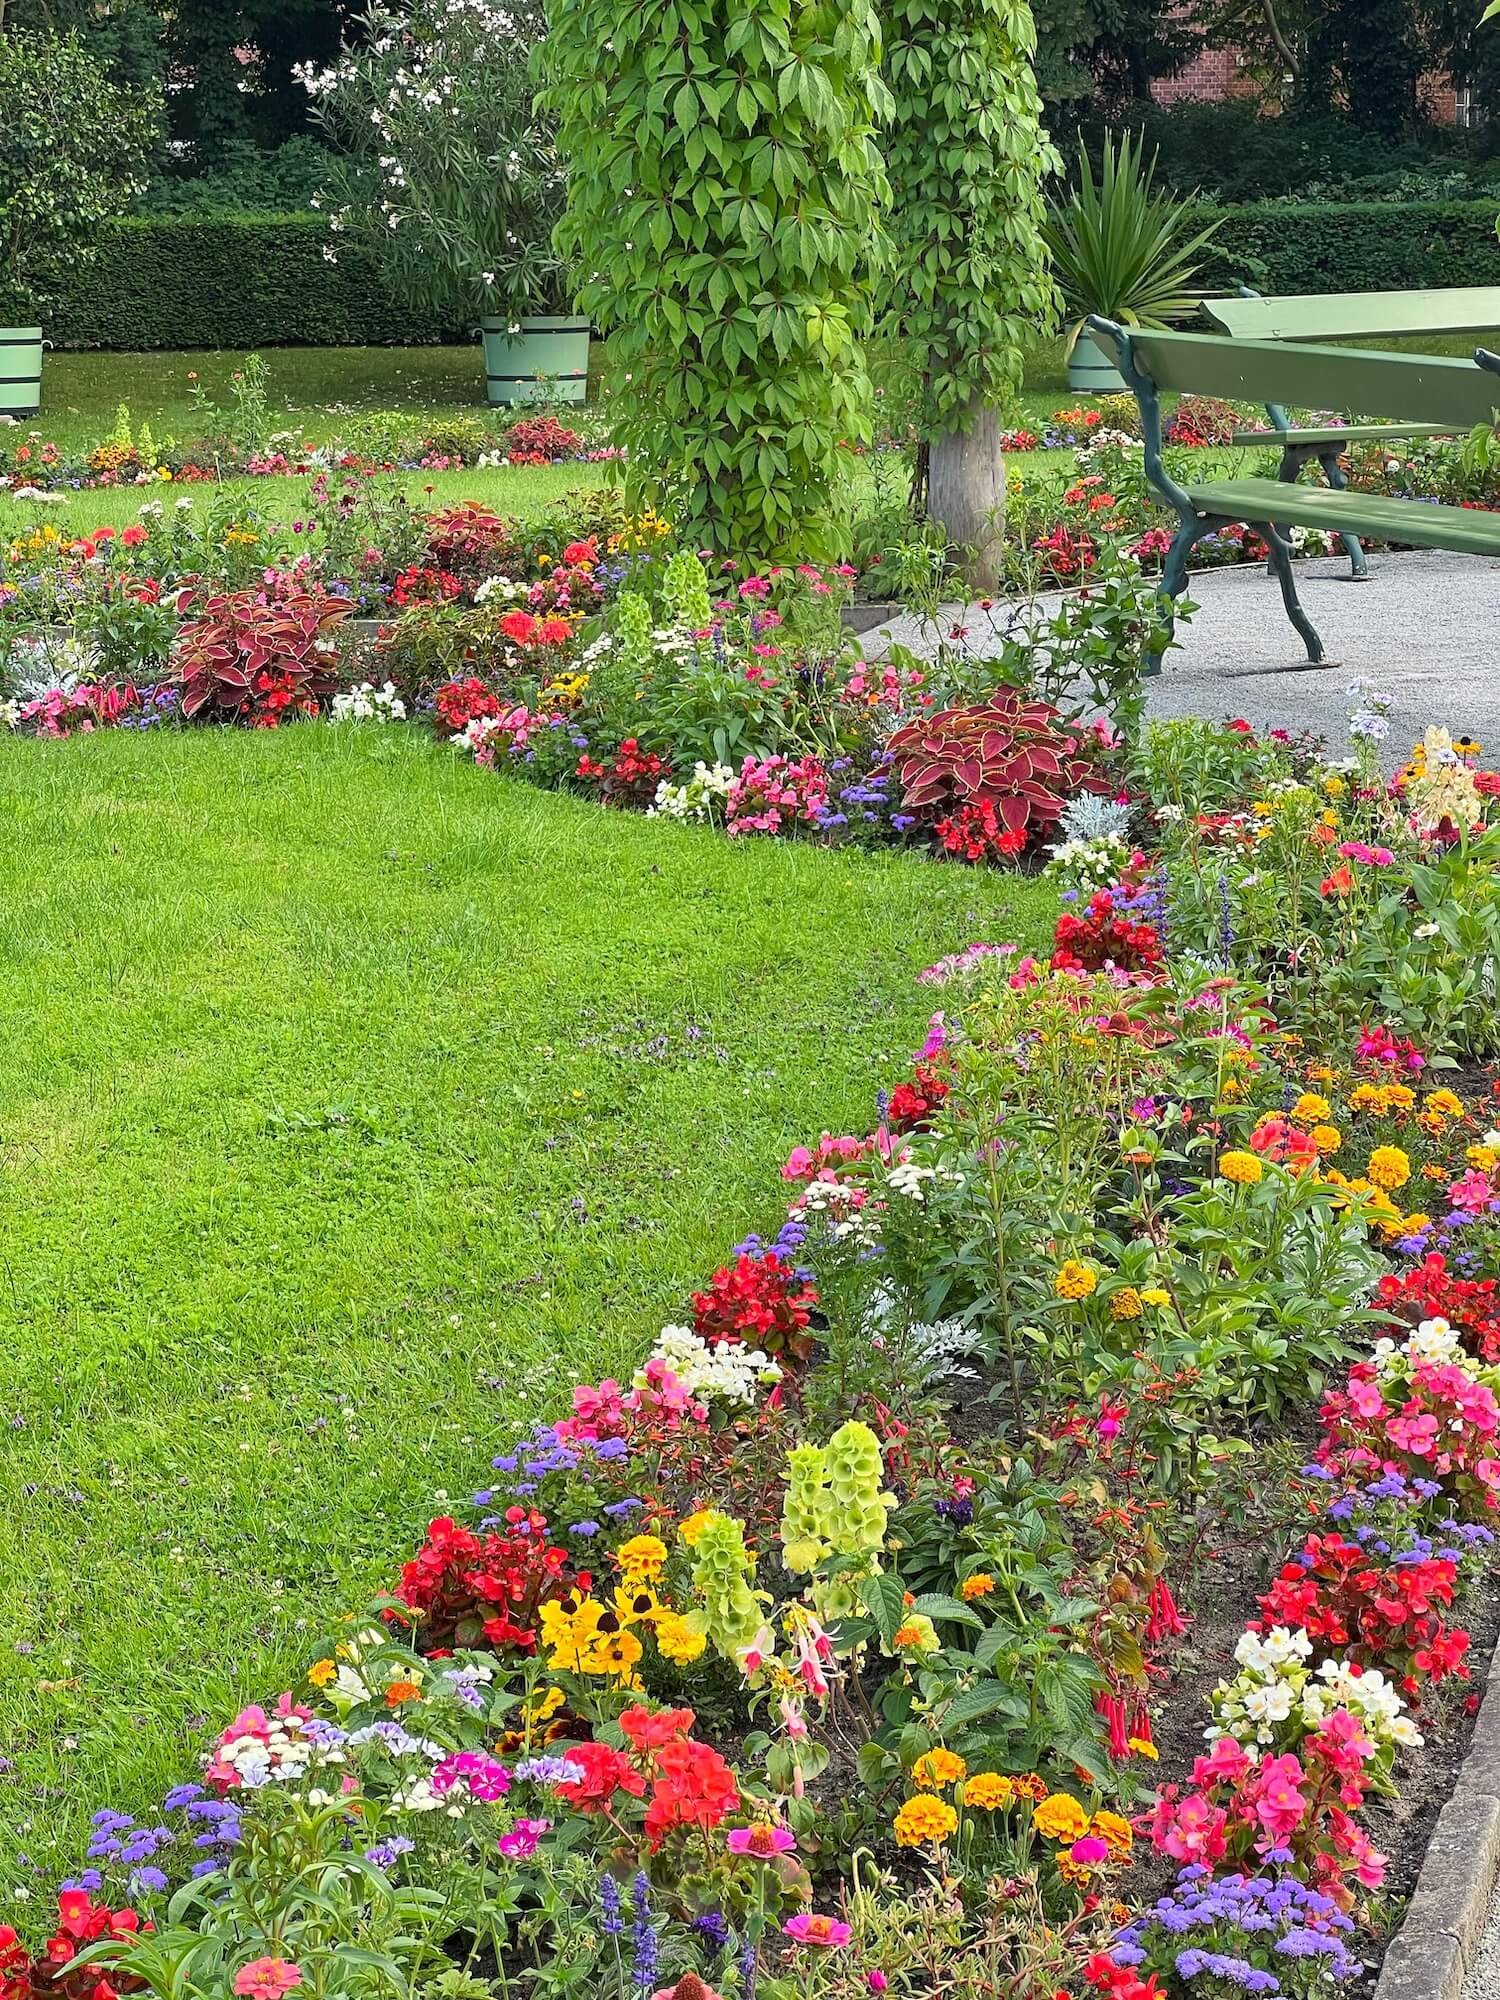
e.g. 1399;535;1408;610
553;1740;645;1812
434;676;502;733
643;1738;740;1849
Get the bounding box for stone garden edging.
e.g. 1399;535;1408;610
1375;1634;1500;2000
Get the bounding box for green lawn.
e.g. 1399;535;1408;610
0;725;1051;1883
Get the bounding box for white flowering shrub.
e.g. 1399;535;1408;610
646;761;736;824
330;681;408;723
1209;1627;1422;1752
299;0;565;320
643;1326;782;1408
1043;830;1134;893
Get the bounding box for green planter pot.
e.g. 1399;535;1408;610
0;326;43;420
481;315;590;406
1066;332;1125;396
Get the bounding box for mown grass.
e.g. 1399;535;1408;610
0;724;1051;1882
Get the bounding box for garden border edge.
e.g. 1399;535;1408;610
1375;1630;1500;2000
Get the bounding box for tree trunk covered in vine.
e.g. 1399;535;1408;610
928;397;1007;594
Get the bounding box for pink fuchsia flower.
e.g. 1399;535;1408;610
784;1914;852;1948
1096;1393;1128;1442
498;1816;550;1859
234;1962;302;2000
1069;1835;1110;1865
726;1824;797;1857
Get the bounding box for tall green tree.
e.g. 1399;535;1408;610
883;0;1059;588
542;0;892;559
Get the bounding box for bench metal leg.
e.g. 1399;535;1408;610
1317;450;1369;580
1147;514;1210;676
1254;521;1332;667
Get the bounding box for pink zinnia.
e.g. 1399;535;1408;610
784;1914;852;1948
234;1961;302;2000
1069;1835;1110;1865
726;1824;797;1857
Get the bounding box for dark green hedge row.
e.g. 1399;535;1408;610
40;215;469;349
31;201;1500;352
1198;199;1500;297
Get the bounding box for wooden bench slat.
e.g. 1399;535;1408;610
1204;286;1500;343
1230;423;1454;447
1185;476;1500;557
1104;326;1500;427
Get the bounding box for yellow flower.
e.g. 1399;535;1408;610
1310;1124;1342;1155
654;1612;707;1665
893;1794;958;1847
579;1626;644;1680
1090;1811;1134;1860
1294;1093;1331;1123
1318;807;1339;828
1400;1212;1432;1235
1033;1793;1091;1843
524;1685;566;1724
1467;1146;1499;1172
1219;1150;1263;1185
1425;1088;1466;1118
307;1658;336;1689
538;1595;605;1671
678;1510;713;1549
1054;1259;1098;1301
616;1533;668;1581
1140;1286;1172;1307
1384;1085;1416;1113
1367;1145;1411;1191
1323;775;1347;798
960;1772;1014;1811
960;1573;996;1601
1011;1773;1050;1802
1128;1737;1159;1761
1349;1083;1385;1112
613;1583;663;1626
1108;1287;1143;1321
913;1749;967;1789
1417;1111;1449;1138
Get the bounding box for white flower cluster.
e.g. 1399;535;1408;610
886;1158;939;1202
1346;676;1392;745
647;761;735;822
642;1325;781;1406
330;680;407;723
1077;428;1142;458
794;1176;881;1247
474;573;527;603
0;700;17;732
1372;1313;1469;1384
1044;830;1135;893
1209;1626;1421;1751
1300;1658;1423;1749
212;1712;347;1790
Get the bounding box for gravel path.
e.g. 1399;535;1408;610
1463;1896;1500;2000
862;548;1500;751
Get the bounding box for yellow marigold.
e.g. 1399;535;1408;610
1385;1085;1416;1112
1417;1111;1448;1138
307;1658;336;1689
1310;1124;1342;1154
1090;1811;1134;1859
616;1533;668;1579
1108;1286;1143;1321
913;1749;967;1789
1140;1286;1172;1307
653;1612;707;1665
1219;1150;1263;1185
1305;1063;1338;1083
1468;1146;1499;1172
960;1573;996;1601
1367;1145;1411;1191
1426;1088;1466;1118
1057;1851;1097;1886
1401;1212;1432;1235
1294;1092;1332;1123
1219;1077;1246;1102
1128;1738;1159;1761
1033;1793;1091;1843
1349;1082;1385;1112
1323;775;1347;798
678;1510;713;1548
1318;808;1339;827
1054;1259;1098;1300
1012;1773;1050;1802
893;1794;958;1848
961;1772;1014;1811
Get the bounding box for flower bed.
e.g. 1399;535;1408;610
5;705;1500;2000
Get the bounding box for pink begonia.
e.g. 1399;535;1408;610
780;1133;869;1182
1386;1409;1440;1457
1248;1753;1309;1843
625;1359;706;1427
1346;1374;1387;1420
554;1377;628;1443
1448;1169;1495;1213
724;754;829;837
1148;1791;1229;1864
1193;1736;1252;1787
1312;1707;1374;1779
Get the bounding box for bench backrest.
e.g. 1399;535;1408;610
1087;320;1500;428
1203;287;1500;343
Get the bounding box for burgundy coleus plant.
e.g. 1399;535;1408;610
885;690;1106;844
172;586;352;723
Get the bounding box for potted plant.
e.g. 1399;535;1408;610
1044;131;1223;393
305;0;583;405
0;27;159;420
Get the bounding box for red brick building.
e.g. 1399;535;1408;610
1148;35;1475;124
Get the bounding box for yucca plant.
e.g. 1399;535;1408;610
1045;131;1223;356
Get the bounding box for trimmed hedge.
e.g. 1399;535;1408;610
34;200;1500;352
43;214;468;349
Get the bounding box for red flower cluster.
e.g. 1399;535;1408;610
576;738;669;809
1254;1532;1470;1689
933;800;1029;862
395;1512;577;1652
498;608;573;650
434;677;503;732
1377;1253;1500;1365
691;1252;818;1360
0;1928;29;2000
1051;892;1164;975
390;564;464;609
39;1891;148;2000
1084;1958;1163;2000
886;1059;951;1134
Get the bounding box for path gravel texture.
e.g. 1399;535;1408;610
862;549;1500;752
1463;1897;1500;2000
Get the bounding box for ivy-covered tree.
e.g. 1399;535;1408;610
541;0;892;559
883;0;1059;588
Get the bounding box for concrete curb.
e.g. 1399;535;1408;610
1375;1637;1500;2000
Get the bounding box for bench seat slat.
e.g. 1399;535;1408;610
1230;422;1454;447
1205;287;1500;343
1186;476;1500;557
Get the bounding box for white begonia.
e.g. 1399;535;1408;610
642;1325;780;1407
330;680;407;723
647;761;735;823
1373;1314;1468;1383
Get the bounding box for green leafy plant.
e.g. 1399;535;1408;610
541;0;892;557
0;28;162;318
1044;130;1223;354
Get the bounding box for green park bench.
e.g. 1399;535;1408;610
1087;316;1500;672
1202;286;1500;578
